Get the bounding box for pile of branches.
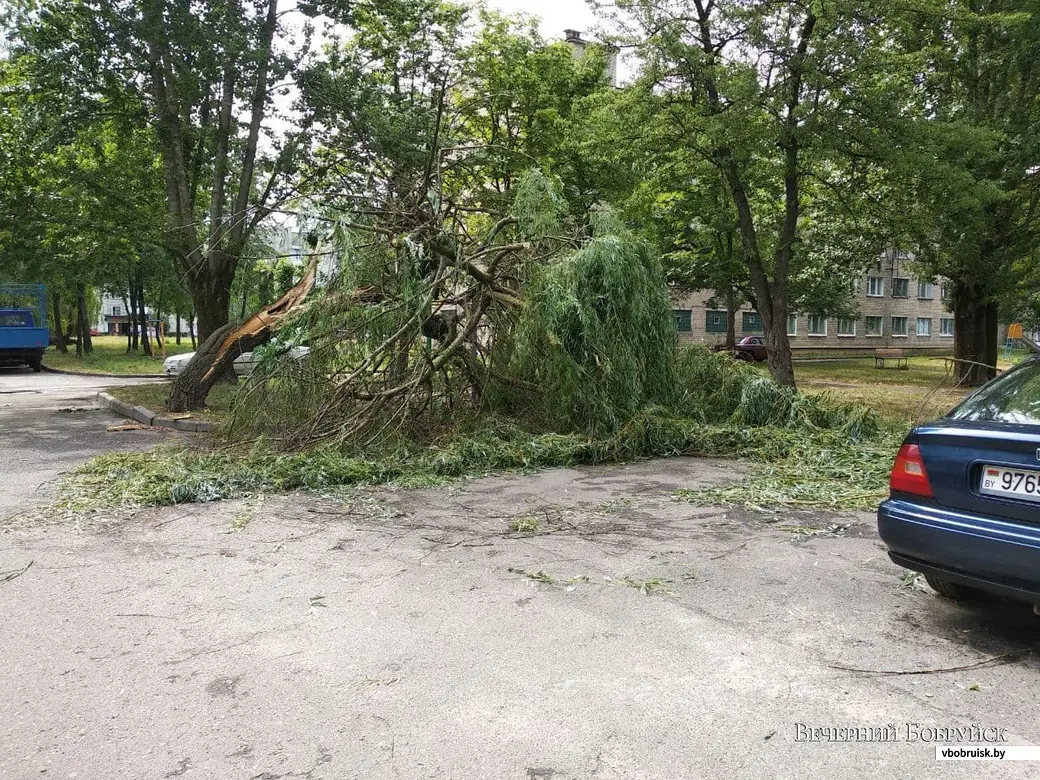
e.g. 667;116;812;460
230;172;684;450
231;172;579;446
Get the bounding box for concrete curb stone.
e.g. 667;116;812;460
43;365;164;380
95;391;215;433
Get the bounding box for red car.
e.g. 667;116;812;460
713;335;768;362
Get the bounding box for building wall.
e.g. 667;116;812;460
94;295;194;336
672;251;955;352
563;30;619;88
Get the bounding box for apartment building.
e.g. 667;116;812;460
95;296;193;337
673;250;954;352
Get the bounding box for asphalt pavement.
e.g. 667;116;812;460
0;368;170;516
2;369;1040;779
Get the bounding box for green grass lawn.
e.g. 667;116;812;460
788;353;1028;425
44;335;195;374
106;382;238;423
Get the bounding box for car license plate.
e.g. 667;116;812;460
980;465;1040;502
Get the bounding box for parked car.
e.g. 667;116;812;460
712;335;768;362
878;356;1040;605
163;343;310;377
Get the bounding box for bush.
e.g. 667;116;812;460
500;215;678;435
674;344;879;439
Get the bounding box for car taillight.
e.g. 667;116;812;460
890;443;933;498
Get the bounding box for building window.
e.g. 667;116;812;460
865;316;883;336
866;277;884;297
787;313;798;336
891;316;908;336
892;278;910;298
837;317;856;337
940;284;950;300
808;315;828;336
112;306;121;316
916;317;932;336
940;317;954;336
917;280;933;299
705;310;727;333
742;312;763;332
673;309;692;333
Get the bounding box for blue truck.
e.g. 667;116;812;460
0;284;49;372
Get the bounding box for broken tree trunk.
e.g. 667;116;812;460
1019;334;1040;356
166;260;317;412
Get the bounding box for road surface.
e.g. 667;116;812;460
2;420;1040;778
0;367;170;516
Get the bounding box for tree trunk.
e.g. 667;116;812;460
76;284;92;355
175;312;182;345
155;288;164;351
51;290;67;354
194;272;234;343
985;300;999;377
133;289;142;351
239;277;249;321
725;290;736;349
166;322;250;412
140;294;152;356
764;295;796;388
188;309;197;349
136;269;152;356
125;286;137;352
952;288;998;386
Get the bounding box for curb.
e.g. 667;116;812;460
96;391;216;433
43;365;167;380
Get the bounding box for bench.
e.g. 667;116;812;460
874;348;908;369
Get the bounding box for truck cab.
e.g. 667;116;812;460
0;307;48;372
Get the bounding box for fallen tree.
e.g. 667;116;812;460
166;259;317;412
228;188;681;449
1019;335;1040;357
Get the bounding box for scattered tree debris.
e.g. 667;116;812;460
0;560;32;583
827;651;1028;677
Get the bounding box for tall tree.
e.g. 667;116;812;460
893;0;1040;384
610;0;913;387
1;51;169;353
455;10;615;213
8;0;305;341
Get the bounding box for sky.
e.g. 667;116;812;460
485;0;602;41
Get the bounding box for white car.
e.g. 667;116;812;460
162;344;310;377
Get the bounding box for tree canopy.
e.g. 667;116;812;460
1;0;1038;412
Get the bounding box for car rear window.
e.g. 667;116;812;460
947;360;1040;425
0;312;31;327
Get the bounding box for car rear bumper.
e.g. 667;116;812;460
878;497;1040;601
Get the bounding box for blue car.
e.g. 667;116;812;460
878;356;1040;605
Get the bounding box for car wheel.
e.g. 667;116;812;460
31;359;42;373
924;574;982;601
